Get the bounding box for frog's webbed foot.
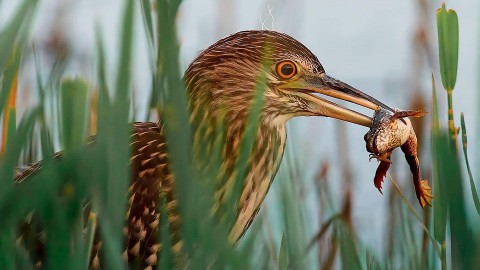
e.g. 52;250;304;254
416;180;434;208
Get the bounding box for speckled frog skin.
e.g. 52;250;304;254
364;109;412;162
364;108;433;208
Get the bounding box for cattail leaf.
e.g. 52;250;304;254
96;0;135;269
337;221;361;270
94;26;111;135
431;74;447;245
0;108;38;198
459;114;480;216
60;79;89;153
436;3;459;91
0;230;15;269
83;211;97;268
1;71;18;156
5;108;16;154
0;45;22;123
431;74;440;133
431;92;448;270
435;131;475;268
279;233;288;270
366;249;382;270
140;0;155;48
0;0;37;73
158;198;173;270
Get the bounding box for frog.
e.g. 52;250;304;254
364;108;433;208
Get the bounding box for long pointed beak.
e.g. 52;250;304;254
316;74;394;112
283;73;393;127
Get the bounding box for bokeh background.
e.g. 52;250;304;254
1;0;479;267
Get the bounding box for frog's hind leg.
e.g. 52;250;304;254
373;154;392;194
400;137;433;208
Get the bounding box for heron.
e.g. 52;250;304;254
15;30;393;269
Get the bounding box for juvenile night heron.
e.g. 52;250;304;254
15;30;393;269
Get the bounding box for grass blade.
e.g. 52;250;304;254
96;0;135;269
1;70;17;156
459;113;480;216
278;233;288;270
430;74;447;270
0;0;37;73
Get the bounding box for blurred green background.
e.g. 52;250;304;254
0;0;479;269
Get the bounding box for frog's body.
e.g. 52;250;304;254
364;109;432;207
364;109;413;160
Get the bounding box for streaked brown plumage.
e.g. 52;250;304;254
15;30;392;269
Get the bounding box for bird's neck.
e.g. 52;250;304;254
189;95;288;241
189;101;288;179
226;118;287;242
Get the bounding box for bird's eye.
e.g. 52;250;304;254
276;60;297;79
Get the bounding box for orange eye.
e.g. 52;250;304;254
276;60;297;79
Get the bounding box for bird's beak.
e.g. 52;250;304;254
283;73;394;127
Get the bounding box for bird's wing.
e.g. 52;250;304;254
123;121;176;269
13;122;177;269
14;134;95;183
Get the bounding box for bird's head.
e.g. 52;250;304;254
185;30;392;131
184;30;394;241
